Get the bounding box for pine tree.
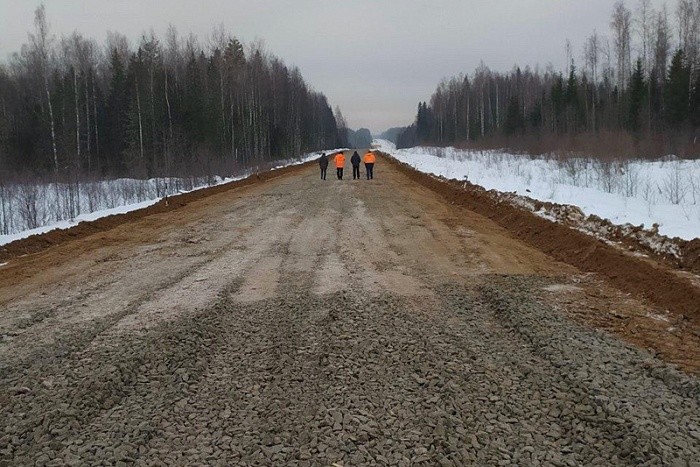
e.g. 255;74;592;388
416;102;430;142
528;100;543;130
504;95;525;135
665;49;690;125
565;61;582;131
690;69;700;128
628;59;646;132
105;49;129;173
551;74;566;133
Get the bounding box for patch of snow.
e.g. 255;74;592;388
376;139;700;241
0;198;163;246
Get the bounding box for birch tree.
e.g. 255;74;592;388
30;5;58;171
611;1;633;93
585;31;600;131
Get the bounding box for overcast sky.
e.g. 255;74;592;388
0;0;670;133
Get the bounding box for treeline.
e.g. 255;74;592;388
0;6;342;180
398;0;700;157
346;128;372;148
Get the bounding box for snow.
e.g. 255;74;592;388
0;198;161;246
375;139;700;241
0;149;343;247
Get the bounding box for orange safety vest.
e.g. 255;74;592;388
335;153;346;168
363;152;376;164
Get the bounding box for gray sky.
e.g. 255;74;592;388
0;0;670;134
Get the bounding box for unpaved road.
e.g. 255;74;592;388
1;157;700;466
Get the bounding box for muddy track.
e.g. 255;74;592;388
1;156;699;465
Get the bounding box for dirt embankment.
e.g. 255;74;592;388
0;161;314;263
381;153;700;324
508;194;700;275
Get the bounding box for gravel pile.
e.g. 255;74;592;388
2;272;699;466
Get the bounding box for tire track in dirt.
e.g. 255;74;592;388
0;185;292;376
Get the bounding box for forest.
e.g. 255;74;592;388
398;0;700;158
0;6;343;180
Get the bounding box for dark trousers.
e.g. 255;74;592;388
320;167;327;180
352;165;360;179
365;163;374;179
336;168;343;180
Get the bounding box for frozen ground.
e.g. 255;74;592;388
375;140;700;240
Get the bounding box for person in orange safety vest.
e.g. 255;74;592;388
334;152;346;180
363;151;376;180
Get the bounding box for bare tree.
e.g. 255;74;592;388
662;160;690;204
90;41;100;163
135;78;144;163
474;62;490;137
335;105;348;146
17;182;41;230
463;76;471;141
30;5;58;171
163;25;180;173
636;0;654;77
611;1;633;93
62;33;83;166
677;0;695;64
636;0;654;133
585;31;600;131
654;5;672;80
211;24;230;152
105;31;130;68
139;31;161;172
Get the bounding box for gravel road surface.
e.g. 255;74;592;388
1;158;699;466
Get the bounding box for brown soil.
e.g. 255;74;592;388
382;153;700;326
525;196;700;275
683;238;700;272
505;193;700;275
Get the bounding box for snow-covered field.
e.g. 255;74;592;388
0;150;339;246
375;140;700;240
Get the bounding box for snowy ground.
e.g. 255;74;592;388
375;140;700;241
0;150;342;246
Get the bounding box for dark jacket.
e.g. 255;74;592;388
350;152;361;167
319;154;329;169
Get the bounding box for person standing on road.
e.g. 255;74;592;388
351;151;361;180
363;150;376;180
319;153;329;180
335;151;346;180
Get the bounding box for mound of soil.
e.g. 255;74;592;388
0;162;312;263
682;239;700;272
381;153;700;324
499;191;698;274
